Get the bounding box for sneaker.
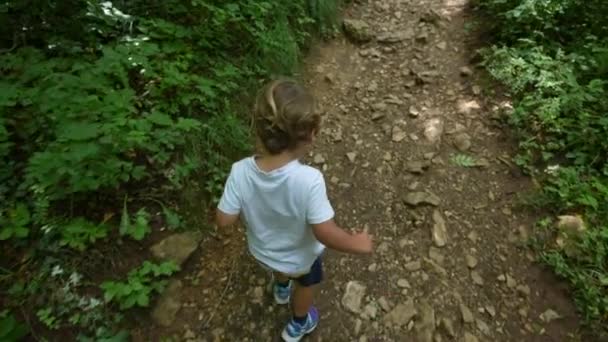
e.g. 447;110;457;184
273;280;292;305
281;307;319;342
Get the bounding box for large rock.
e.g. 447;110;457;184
464;332;479;342
540;309;561;323
423;118;444;143
377;28;415;43
405;161;429;174
431;210;448;247
392;126;407;142
384;299;417;327
460;303;475;323
343;19;373;43
342;281;366;313
404;192;441;206
465;254;478;269
440;318;456;337
415;301;436;342
453;133;472;151
150;232;202;266
151;280;183;327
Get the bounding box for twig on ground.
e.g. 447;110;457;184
200;251;241;331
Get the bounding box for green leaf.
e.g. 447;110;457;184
131;209;150;240
162;206;181;229
450;154;477;168
136;292;149;307
119;197;130;236
0;228;13;240
0;313;28;341
5;324;28;341
101;283;116;302
56;122;100;141
10;203;30;226
147;111;173;126
14;226;29;238
122;296;136;310
0;314;16;337
96;330;130;342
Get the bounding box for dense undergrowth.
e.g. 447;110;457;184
0;0;339;339
476;0;608;332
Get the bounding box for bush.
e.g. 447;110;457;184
0;0;340;338
477;0;608;331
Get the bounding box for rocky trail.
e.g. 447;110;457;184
133;0;583;341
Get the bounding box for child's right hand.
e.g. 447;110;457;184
351;231;373;254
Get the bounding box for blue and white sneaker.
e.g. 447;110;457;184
281;307;319;342
273;280;292;305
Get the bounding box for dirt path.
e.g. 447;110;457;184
134;1;583;341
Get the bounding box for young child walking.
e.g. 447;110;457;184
215;79;373;341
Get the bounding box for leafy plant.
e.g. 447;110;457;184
0;311;29;341
27;266;122;336
450;154;477;168
0;203;30;240
59;218;109;251
0;0;339;338
36;307;60;330
120;200;151;241
77;328;129;342
162;206;181;230
101;261;179;310
478;0;608;331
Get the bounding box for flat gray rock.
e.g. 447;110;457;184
343;19;373;43
151;280;183;327
150;232;202;266
342;281;366;313
404;192;441;206
384;299;417;327
432;210;448;247
415;301;436;342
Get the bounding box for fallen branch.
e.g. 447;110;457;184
200;251;241;331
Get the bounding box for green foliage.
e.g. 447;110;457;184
101;261;179;310
1;0;339;337
450;154;477;168
162;206;181;230
0;203;30;240
19;264;125;338
478;0;608;330
119;201;150;241
36;307;59;330
542;224;608;322
59;218;109;251
77;329;129;342
0;311;29;341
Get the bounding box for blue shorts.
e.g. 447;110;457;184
260;257;324;287
293;257;323;287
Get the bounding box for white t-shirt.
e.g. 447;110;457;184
218;156;334;275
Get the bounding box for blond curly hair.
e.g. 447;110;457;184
254;79;320;155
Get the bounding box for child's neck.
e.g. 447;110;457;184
256;150;301;173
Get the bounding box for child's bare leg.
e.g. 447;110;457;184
292;283;315;317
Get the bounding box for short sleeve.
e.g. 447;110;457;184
306;173;335;224
217;166;241;215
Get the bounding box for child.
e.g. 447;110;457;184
215;79;373;341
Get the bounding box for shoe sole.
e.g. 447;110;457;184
280;321;318;342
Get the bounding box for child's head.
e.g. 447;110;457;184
254;79;320;155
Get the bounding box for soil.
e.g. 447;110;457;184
132;0;588;341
